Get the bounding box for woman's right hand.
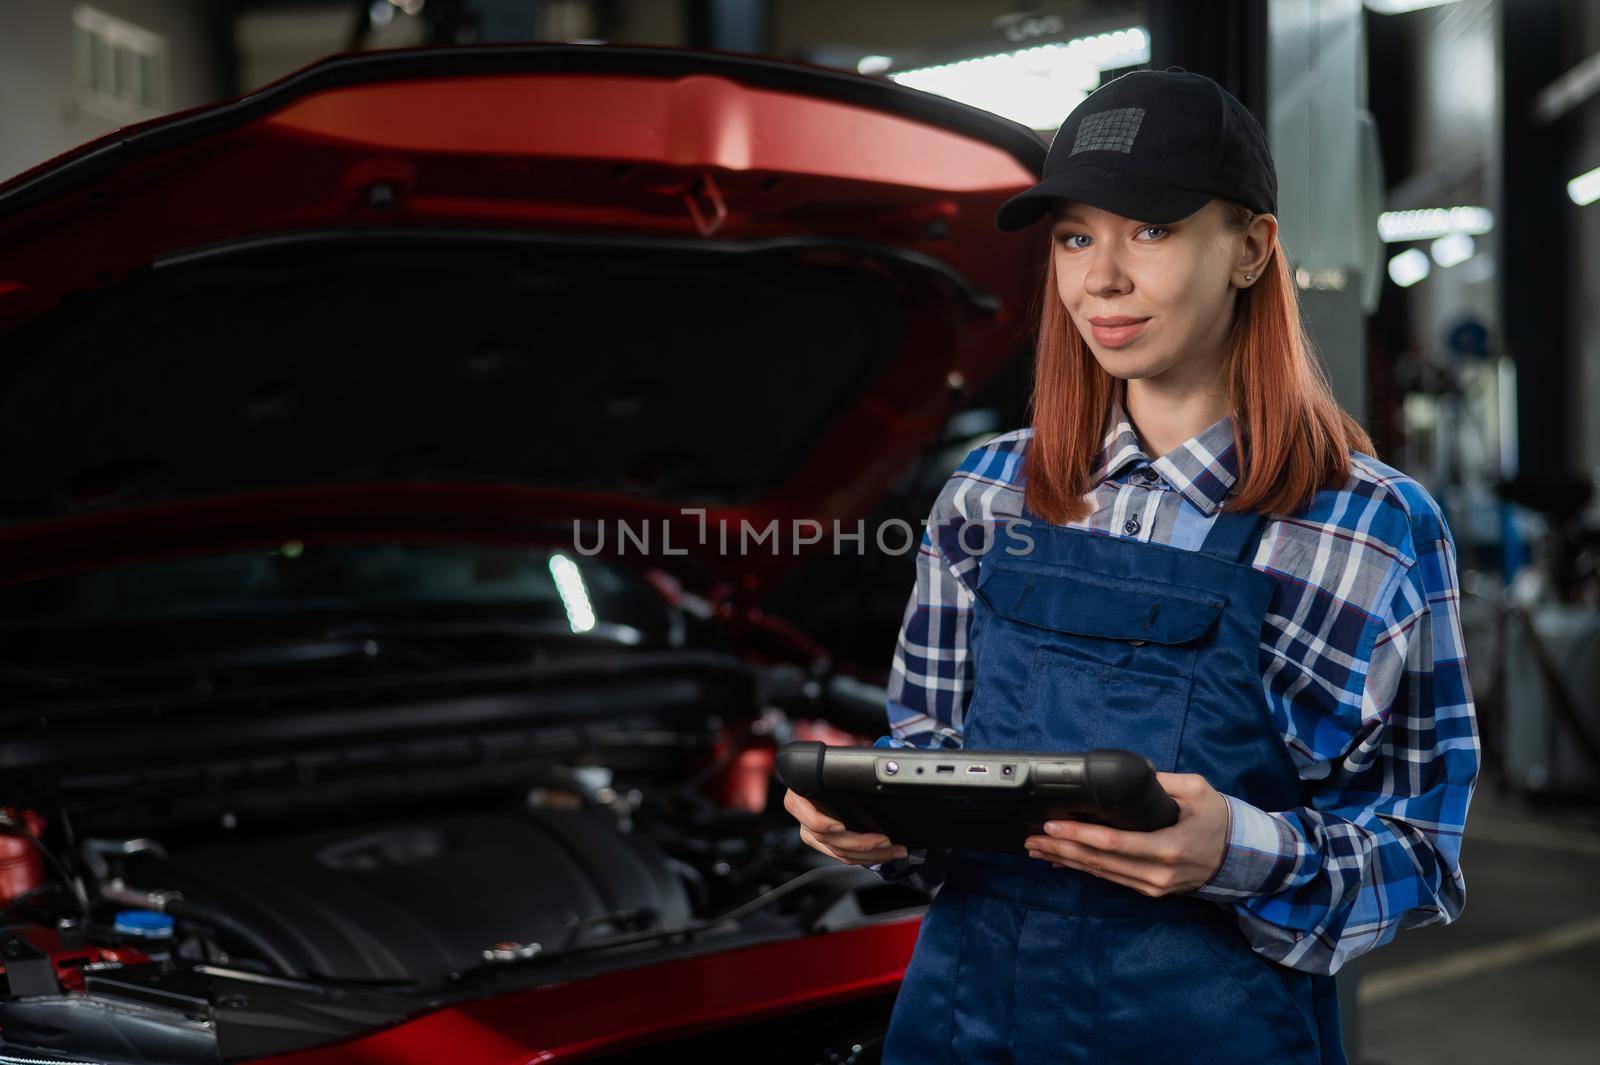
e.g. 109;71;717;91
783;788;909;865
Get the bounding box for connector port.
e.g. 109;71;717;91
967;765;989;774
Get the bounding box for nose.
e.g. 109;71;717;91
1081;247;1132;297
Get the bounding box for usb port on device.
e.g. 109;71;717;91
968;765;989;774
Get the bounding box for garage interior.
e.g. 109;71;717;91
2;2;1598;1063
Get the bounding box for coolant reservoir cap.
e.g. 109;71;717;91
113;909;175;938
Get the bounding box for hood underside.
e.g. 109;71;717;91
0;43;1047;587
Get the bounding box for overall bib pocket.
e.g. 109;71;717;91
977;559;1228;653
972;560;1228;770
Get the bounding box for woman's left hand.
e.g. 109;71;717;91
1024;772;1230;896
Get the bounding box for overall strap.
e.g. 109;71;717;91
1196;506;1270;564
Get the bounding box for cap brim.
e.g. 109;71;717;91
995;162;1213;231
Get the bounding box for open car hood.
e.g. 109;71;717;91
0;43;1046;591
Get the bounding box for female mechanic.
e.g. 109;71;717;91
782;67;1478;1064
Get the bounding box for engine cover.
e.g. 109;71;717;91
136;807;693;982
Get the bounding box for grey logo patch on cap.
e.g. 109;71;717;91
1070;107;1145;155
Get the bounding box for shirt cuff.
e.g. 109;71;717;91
1188;793;1300;900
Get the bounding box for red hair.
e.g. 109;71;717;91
1021;199;1375;526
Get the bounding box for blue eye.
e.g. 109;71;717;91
1054;226;1167;248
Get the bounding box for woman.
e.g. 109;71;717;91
783;68;1478;1064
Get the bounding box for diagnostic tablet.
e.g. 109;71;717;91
777;742;1180;852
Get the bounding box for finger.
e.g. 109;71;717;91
835;846;909;863
817;829;896;852
1155;771;1199;793
784;789;844;833
1155;773;1209;814
1027;836;1165;883
1038;818;1188;866
783;789;829;830
1043;819;1172;861
778;792;891;848
801;825;904;864
799;824;845;861
812;830;905;861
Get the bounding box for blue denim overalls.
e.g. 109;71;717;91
882;496;1345;1064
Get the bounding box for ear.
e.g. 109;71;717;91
1237;213;1277;284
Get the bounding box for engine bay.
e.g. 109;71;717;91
0;652;924;1062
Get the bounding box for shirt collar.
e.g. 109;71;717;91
1091;394;1242;516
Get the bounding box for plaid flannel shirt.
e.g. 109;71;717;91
871;396;1479;977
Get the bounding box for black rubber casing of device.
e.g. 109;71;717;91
777;741;1180;851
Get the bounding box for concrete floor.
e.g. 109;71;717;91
1350;770;1600;1065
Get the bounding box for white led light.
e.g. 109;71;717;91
889;26;1149;131
857;54;894;75
548;553;596;634
1388;248;1431;287
1377;206;1493;242
1430;232;1475;267
1569;165;1600;206
1364;0;1462;13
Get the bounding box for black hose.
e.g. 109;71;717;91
165;897;307;979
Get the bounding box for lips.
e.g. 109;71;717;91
1088;316;1151;348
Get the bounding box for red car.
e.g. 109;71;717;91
0;42;1042;1064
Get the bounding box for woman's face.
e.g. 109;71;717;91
1049;198;1265;390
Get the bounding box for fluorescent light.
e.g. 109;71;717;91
1378;206;1493;242
1430;232;1475;267
889;26;1149;131
1569;164;1600;206
1364;0;1462;13
1388;248;1430;287
548;553;596;634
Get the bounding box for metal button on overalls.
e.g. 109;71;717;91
882;497;1345;1065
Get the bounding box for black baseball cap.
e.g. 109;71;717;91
995;66;1277;231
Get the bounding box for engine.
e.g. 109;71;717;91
123;804;695;983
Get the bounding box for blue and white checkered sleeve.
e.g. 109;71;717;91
867;475;981;893
1189;527;1480;976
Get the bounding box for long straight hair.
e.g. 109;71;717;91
1021;199;1376;526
